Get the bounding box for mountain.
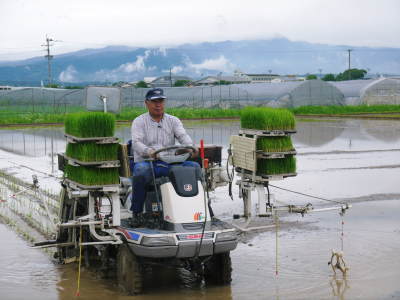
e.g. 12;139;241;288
1;38;399;86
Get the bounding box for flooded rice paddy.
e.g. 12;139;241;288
0;117;400;299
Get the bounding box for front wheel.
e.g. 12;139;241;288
204;252;232;285
117;244;143;295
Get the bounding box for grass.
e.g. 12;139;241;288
116;107;242;121
66;142;118;162
65;165;120;185
257;156;296;175
291;104;400;115
240;107;296;131
1;104;400;126
257;137;293;152
64;112;115;137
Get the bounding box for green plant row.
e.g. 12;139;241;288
290;104;400;115
66;142;118;162
257;156;296;175
241;107;296;131
65;165;120;185
64;112;115;137
2;105;400;126
256;137;293;152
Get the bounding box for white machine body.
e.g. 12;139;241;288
160;181;210;224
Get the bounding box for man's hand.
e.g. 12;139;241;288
191;147;199;158
147;148;158;159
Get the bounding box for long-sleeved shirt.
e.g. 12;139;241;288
131;112;193;162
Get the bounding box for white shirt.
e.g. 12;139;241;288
131;112;193;162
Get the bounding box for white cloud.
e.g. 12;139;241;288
162;65;183;74
158;47;167;56
59;65;78;82
187;55;235;72
117;50;151;73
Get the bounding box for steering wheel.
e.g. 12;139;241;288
152;145;197;164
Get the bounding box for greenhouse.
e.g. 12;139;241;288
360;78;400;105
330;79;376;105
1;78;399;114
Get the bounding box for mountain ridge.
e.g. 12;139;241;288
1;38;399;86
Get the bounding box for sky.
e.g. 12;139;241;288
1;0;399;61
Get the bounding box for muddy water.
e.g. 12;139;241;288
0;118;400;299
0;224;58;300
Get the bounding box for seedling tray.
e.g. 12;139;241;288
235;167;297;181
256;149;297;159
239;128;296;137
65;133;119;144
64;178;120;191
61;153;120;168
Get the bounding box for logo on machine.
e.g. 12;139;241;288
184;184;192;191
194;212;203;221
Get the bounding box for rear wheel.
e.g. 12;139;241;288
117;244;143;295
204;252;232;285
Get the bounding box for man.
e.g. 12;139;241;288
130;88;200;225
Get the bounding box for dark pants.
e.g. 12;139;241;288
130;160;201;213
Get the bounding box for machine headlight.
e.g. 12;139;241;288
216;231;237;242
141;236;175;247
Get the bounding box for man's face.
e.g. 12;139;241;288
145;98;165;118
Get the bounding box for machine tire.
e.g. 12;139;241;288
117;244;143;295
204;252;232;285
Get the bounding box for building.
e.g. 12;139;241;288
150;75;193;87
194;75;251;86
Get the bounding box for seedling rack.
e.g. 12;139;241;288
230;128;298;222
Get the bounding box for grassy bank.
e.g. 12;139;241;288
1;105;400;126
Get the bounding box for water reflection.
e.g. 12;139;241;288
1;119;400;157
56;263;233;300
361;119;400;142
293;119;345;147
329;276;349;300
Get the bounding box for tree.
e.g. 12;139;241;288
217;80;232;85
306;74;317;80
136;81;148;88
322;74;335;81
174;80;191;87
45;83;60;88
336;68;367;81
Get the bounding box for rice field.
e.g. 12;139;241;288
1;105;400;126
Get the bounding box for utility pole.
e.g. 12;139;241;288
347;49;352;80
42;35;57;85
169;67;172;87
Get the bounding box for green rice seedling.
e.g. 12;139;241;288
64;112;115;137
257;155;296;175
240;107;295;131
256;137;293;152
66;142;118;162
65;165;119;186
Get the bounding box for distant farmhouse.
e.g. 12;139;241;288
194;75;250;86
233;70;304;83
150;75;193;87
